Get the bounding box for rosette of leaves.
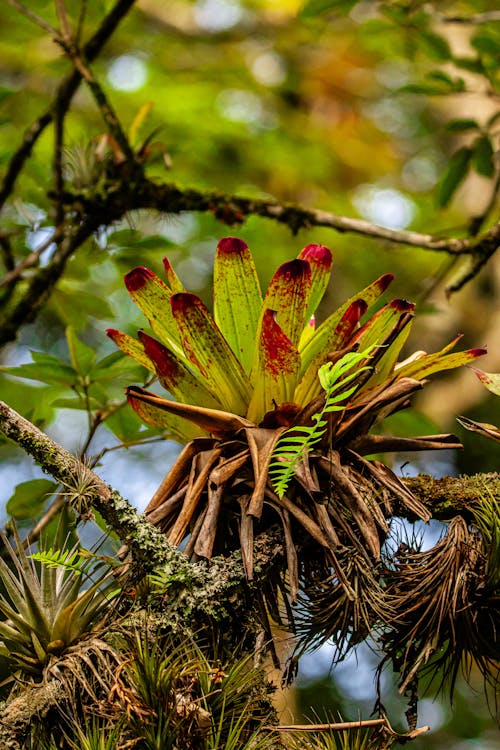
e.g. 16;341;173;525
108;237;484;634
0;530;118;678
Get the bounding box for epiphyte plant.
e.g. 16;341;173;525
107;237;485;612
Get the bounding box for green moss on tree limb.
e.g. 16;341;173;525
405;472;500;519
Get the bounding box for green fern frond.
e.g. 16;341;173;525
29;547;89;576
269;347;376;499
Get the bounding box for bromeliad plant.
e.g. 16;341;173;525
108;237;485;628
0;529;118;679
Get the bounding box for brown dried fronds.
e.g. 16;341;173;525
385;515;499;704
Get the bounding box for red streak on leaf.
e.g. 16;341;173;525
216;236;249;255
124;266;156;292
138;331;180;379
332;299;367;346
162;257;174;275
469;366;491;383
299;244;332;269
261;309;297;377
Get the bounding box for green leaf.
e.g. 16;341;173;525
471;33;500;56
295;299;367;405
259;259;312;351
299;273;394;379
6;480;58;520
472;135;495;177
171;293;252;415
213;237;263;373
300;0;357;18
66;327;96;376
445;119;479;133
452;56;484;74
420;31;451;61
298;243;333;338
437;147;472;207
106;329;155;372
395;337;486;380
1;361;77;386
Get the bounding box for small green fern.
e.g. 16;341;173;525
29;546;89;576
269;347;375;499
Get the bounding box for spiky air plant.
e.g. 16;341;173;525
0;530;118;679
382;498;500;714
107;237;485;645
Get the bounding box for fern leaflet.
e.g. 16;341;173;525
269;346;376;499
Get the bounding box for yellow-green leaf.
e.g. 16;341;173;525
213;237;262;373
124;267;185;359
299;273;394;373
297;243;333;336
138;331;223;408
106;329;155;372
470;368;500;397
395;336;487;380
171;292;252;415
247;310;301;424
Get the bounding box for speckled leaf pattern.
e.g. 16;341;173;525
138;331;223;408
124;267;185;360
295;299;367;405
106;328;155;372
259;258;312;349
170;293;252;415
297;244;333;333
213;237;262;374
470;368;500;397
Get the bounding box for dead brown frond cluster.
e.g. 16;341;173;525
384;516;500;701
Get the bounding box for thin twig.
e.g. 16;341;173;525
265;715;429;739
436;9;500;24
58;45;136;164
0;0;137;211
55;0;73;43
0;227;64;289
6;0;60;36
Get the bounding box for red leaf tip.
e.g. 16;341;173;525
217;237;248;255
390;298;415;313
106;328;119;338
275;258;311;280
299;244;333;268
469;347;487;358
170;291;201;313
378;273;395;291
125;266;155;292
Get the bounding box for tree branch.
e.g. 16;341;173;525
0;399;285;607
0;0;137;210
0;399;180;570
